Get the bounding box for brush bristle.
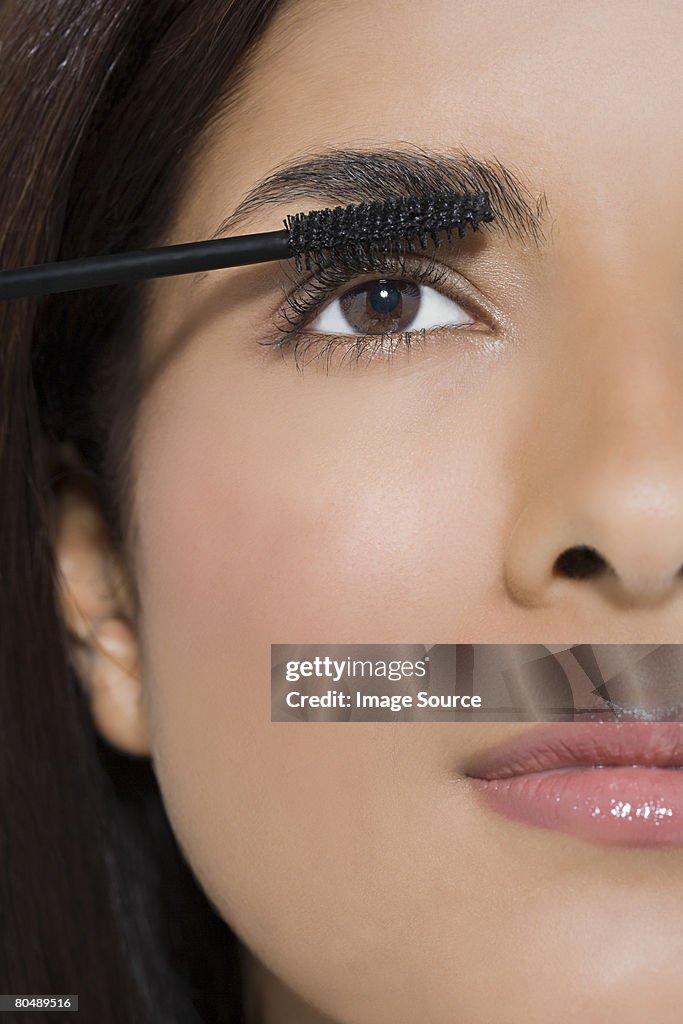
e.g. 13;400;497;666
284;190;493;270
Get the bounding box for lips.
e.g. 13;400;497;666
466;723;683;846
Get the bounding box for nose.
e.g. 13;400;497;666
504;312;683;610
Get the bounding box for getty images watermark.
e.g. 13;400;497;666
271;644;683;722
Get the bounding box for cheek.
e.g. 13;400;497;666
133;364;512;654
128;360;515;1020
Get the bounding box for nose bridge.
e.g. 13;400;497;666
585;345;681;468
504;275;683;610
572;272;683;467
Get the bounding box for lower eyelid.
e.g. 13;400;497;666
282;320;496;373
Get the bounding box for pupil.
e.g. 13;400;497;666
369;279;401;315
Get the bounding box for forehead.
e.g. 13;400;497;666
173;0;681;239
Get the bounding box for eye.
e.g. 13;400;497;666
306;278;475;336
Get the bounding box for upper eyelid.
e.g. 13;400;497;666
268;252;501;341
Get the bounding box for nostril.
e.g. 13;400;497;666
553;545;608;580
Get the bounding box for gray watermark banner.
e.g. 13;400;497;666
271;644;683;721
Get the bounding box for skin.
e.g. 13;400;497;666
52;0;683;1021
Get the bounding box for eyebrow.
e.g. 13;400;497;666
208;145;550;248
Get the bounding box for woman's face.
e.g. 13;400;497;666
84;0;683;1020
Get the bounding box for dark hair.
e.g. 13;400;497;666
0;3;283;1021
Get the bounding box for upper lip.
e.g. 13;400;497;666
465;722;683;780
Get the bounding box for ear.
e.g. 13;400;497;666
52;466;151;758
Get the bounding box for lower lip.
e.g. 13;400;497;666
468;767;683;846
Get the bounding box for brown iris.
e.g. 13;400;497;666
338;278;420;334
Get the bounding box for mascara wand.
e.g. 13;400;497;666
0;191;493;299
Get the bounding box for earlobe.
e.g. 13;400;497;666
86;617;151;757
53;481;151;758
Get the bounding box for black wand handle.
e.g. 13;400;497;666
0;229;293;298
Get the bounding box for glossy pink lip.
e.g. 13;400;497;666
466;723;683;846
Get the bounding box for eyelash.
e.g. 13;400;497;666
260;246;487;371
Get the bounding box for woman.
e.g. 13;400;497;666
1;0;682;1021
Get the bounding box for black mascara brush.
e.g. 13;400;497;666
0;190;493;299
